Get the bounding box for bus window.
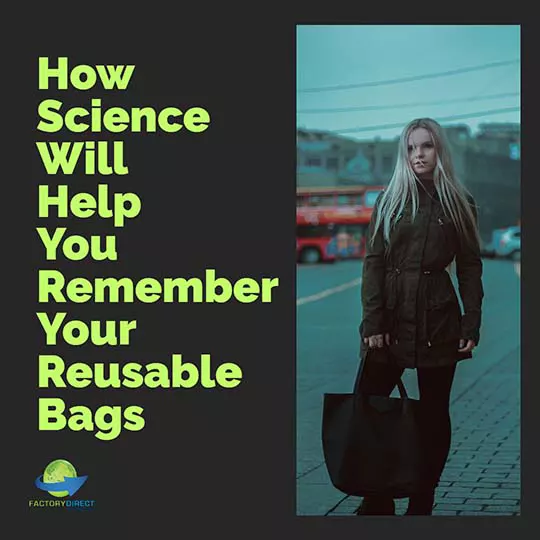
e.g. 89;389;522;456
364;189;383;208
297;224;335;238
309;195;335;206
337;194;363;206
297;195;308;207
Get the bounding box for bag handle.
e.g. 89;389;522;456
354;346;409;399
395;377;408;399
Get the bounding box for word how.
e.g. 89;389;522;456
38;57;135;91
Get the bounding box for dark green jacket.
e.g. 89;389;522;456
360;183;484;368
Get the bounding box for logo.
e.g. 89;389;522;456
35;459;88;497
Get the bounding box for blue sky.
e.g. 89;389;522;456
297;25;521;141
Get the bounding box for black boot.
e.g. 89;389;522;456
405;492;435;515
356;496;395;515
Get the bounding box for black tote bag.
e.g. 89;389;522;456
322;347;427;498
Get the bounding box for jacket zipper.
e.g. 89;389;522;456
416;200;434;365
427;217;447;349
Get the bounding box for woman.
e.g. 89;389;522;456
357;118;484;516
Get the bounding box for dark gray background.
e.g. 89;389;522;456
19;16;538;538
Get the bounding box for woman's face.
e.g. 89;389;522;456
408;127;437;178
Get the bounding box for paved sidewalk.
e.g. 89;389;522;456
298;347;521;516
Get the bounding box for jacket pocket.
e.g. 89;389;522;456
426;274;458;309
425;278;461;345
426;298;461;345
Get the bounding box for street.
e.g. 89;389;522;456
296;258;521;516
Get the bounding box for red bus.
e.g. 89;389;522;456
296;185;385;264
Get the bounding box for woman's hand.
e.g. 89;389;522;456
458;339;476;352
363;333;391;348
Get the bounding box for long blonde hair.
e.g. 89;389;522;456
371;118;481;249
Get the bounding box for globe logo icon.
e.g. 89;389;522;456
35;459;88;497
43;459;77;497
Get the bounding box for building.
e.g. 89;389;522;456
473;123;521;160
296;129;395;187
448;123;521;239
297;123;521;240
297;124;480;188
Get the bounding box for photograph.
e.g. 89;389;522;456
296;24;521;516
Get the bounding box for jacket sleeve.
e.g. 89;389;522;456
456;196;484;345
360;194;387;338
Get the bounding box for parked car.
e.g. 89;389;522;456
481;228;507;258
494;226;521;260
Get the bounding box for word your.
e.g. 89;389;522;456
36;313;136;346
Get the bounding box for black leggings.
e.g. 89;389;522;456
356;358;457;492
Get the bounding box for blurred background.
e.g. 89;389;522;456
296;25;521;516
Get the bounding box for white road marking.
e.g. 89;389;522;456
296;277;362;306
297;258;520;306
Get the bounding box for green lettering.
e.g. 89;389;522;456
233;278;260;303
37;99;64;133
36;312;67;345
183;107;210;133
39;269;66;303
36;141;84;174
38;354;67;388
261;278;280;302
38;397;67;431
216;363;243;388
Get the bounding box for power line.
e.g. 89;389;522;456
329;107;520;135
297;92;520;114
297;59;520;93
470;63;517;101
